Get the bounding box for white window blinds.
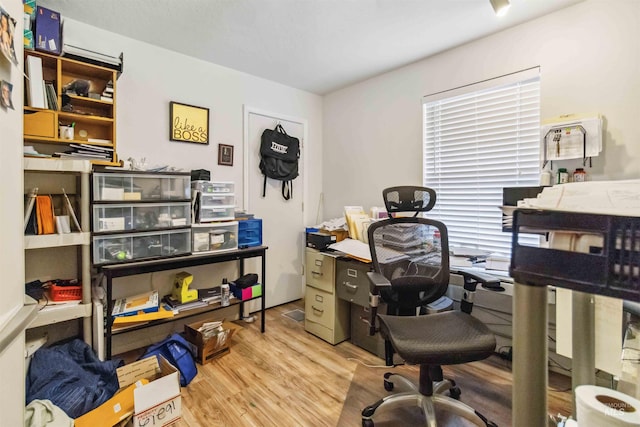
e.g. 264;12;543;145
423;69;541;256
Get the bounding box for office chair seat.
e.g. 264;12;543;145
378;312;496;366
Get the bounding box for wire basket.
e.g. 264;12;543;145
48;284;82;302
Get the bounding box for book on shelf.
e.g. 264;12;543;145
112;290;159;317
35;195;56;235
112;304;174;325
24;187;38;233
100;96;113;103
43;82;58;110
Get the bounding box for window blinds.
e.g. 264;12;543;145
423;70;541;256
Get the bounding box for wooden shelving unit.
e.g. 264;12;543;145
23;50;119;166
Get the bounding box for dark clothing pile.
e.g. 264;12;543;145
26;339;122;419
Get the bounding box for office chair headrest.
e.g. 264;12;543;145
383;186;436;215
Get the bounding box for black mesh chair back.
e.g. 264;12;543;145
368;218;450;315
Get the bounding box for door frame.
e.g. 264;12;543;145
242;105;309;214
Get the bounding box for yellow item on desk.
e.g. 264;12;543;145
172;271;197;303
74;379;149;427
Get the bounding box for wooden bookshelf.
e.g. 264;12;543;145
23;50;119;166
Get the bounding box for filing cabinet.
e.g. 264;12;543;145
335;258;387;358
304;249;350;344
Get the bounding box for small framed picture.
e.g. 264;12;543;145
169;101;209;144
218;144;234;166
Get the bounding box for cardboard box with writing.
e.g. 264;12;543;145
118;355;181;427
74;355;181;427
184;320;241;365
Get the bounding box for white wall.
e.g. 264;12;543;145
0;0;27;424
322;0;640;218
59;18;323;218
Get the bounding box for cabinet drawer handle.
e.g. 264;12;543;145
311;271;323;276
312;306;324;314
344;282;357;291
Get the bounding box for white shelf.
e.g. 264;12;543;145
24;157;92;173
29;302;92;329
24;232;90;249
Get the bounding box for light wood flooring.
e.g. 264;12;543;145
158;300;572;426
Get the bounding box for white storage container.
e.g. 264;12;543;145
191;181;234;194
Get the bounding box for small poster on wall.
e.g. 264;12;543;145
0;4;18;65
169;101;209;144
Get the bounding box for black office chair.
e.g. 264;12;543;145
362;186;498;427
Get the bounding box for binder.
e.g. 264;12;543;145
26;55;46;109
35;195;56;234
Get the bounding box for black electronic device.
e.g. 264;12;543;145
306;231;336;250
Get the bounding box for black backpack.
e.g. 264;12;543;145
259;124;300;200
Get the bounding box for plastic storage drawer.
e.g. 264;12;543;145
92;202;191;232
92;228;191;265
191;222;238;253
198;206;235;222
238;219;262;248
93;172;190;201
191;181;234;194
200;193;235;207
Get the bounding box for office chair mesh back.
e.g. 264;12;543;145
369;218;450;314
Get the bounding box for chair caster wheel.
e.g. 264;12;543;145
362;419;375;427
383;372;394;391
449;386;461;400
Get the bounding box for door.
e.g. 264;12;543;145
244;107;306;308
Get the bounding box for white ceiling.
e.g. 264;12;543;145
40;0;584;95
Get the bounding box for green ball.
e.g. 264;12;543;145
117;251;126;260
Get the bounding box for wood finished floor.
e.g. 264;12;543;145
166;300;572;426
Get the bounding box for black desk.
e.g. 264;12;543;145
100;246;267;358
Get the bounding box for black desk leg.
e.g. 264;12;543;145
261;252;266;333
106;273;113;359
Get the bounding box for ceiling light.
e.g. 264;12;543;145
490;0;511;17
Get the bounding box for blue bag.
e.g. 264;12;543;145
142;333;197;387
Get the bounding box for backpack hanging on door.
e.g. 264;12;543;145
259;124;300;200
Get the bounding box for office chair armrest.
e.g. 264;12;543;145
451;268;501;292
451;268;502;314
367;271;392;292
366;272;390;336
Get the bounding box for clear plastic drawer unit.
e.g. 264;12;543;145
92;202;191;232
93;172;190;201
93;229;191;265
191;222;238;253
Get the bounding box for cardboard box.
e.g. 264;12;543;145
184;320;241;365
116;355;182;427
35;6;61;55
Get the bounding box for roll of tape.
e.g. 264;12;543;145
576;385;640;427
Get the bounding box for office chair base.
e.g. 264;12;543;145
361;392;487;427
383;372;460;399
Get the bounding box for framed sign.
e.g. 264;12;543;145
218;144;234;166
170;101;209;144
